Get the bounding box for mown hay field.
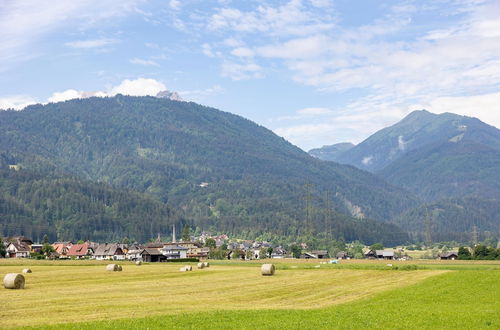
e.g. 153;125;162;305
0;259;498;329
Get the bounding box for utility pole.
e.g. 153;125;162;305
424;207;432;247
471;224;478;246
325;190;333;239
303;183;314;236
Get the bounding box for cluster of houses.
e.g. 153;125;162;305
3;236;209;262
2;235;459;261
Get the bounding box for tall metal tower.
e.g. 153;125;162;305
424;207;432;246
303;183;314;236
471;224;478;245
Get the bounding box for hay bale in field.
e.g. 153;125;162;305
261;264;275;276
4;273;25;289
184;265;192;271
197;262;205;269
135;260;142;266
22;268;32;274
106;264;119;272
203;262;209;268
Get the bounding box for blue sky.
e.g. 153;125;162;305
1;0;500;150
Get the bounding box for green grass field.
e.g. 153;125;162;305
1;259;498;329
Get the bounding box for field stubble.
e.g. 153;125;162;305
0;260;443;328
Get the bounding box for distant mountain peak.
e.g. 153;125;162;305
156;90;182;101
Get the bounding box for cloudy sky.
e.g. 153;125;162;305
1;0;500;150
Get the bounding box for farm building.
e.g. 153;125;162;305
440;252;458;260
271;247;287;259
140;248;167;262
378;250;394;260
336;251;352;259
301;251;328;259
364;250;395;260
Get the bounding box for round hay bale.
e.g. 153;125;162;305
22;268;32;274
4;273;25;289
197;262;205;269
261;264;275;276
184;265;192;271
106;264;119;272
117;265;123;271
135;260;142;266
203;262;209;268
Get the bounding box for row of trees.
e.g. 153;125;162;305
458;245;500;260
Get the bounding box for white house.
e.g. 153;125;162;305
160;245;188;259
93;244;126;260
6;242;31;258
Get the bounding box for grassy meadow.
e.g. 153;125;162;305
0;259;498;329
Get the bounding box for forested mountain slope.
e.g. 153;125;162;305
0;166;178;242
0;96;415;244
391;197;500;242
308;110;500;240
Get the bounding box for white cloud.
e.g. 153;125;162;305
362;156;373;165
297;107;334;116
129;57;160;66
47;78;166;103
109;78;167;96
48;89;85;103
231;47;254;57
0;0;144;71
413;92;500;129
208;1;336;36
47;89;107;103
223;38;243;47
195;1;500;149
257;35;329;59
1;78;169;111
169;0;181;10
221;62;263;80
202;43;215;57
178;85;225;102
65;38;118;49
398;135;407;151
0;95;38;110
309;0;333;8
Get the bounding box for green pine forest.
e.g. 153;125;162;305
0;96;413;245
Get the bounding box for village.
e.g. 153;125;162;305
1;232;461;262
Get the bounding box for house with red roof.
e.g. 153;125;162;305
52;242;73;258
67;243;94;259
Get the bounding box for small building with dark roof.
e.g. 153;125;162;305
140;248;167;262
440;252;458;260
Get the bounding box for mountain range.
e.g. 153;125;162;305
0;96;414;244
2;97;498;244
309;110;500;242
